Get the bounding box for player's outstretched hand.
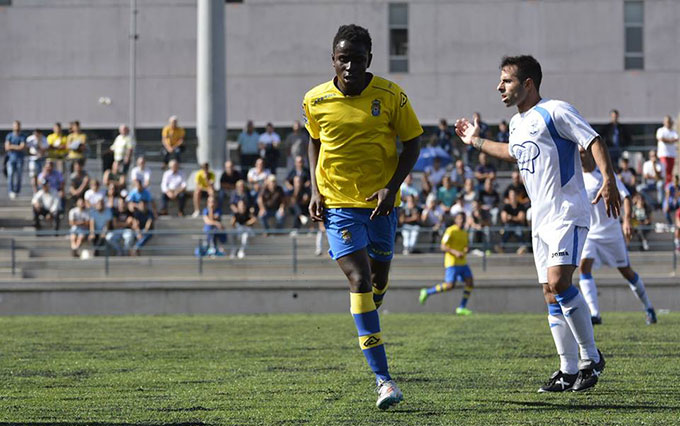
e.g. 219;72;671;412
622;220;633;243
366;188;395;220
593;179;621;218
309;192;325;222
454;116;480;145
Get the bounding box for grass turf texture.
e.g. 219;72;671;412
0;313;678;425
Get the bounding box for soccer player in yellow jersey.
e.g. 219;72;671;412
303;24;423;410
419;212;475;315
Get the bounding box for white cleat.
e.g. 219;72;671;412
375;379;403;410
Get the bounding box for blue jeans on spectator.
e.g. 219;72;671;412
7;156;23;195
135;232;153;249
260;208;285;231
637;182;664;208
204;225;227;248
105;229;136;255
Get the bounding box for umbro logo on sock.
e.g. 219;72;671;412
363;336;381;347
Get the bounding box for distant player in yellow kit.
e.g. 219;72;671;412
419;212;474;315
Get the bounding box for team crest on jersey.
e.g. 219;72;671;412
512;141;541;174
371;99;381;116
341;229;352;243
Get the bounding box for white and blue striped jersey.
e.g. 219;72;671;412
508;99;598;237
583;169;630;240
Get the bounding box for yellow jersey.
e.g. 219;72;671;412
162;125;186;149
47;133;68;158
66;132;87;159
195;169;215;190
302;75;423;208
442;225;468;267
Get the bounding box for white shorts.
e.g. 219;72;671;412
581;234;629;269
532;224;588;283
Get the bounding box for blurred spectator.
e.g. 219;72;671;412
451;159;474;188
284;120;308;168
502;170;529;206
230;179;254;215
85;179;105;209
247;158;271;195
105;182;125;218
474;152;496;188
218;160;242;210
478;178;500;224
420;193;446;251
285;155;311;191
161;115;186;167
436;119;455;157
496;120;509;142
129;156;151;188
238;120;260;168
259;122;281;172
618;157;637;195
258;175;286;233
461;178;477;213
399;195;421;255
675;203;680;253
46;122;68;172
160;160;187;216
289;175;311;232
110;124;135;174
400;173;419;201
631;192;651;251
26;129;48;193
231;199;257;258
662;175;679;225
126;178;154;213
103;160;126;196
437;175;458;208
656;115;678;184
106;210;136;256
37;160;64;211
467;200;491;250
602;109;631;169
202;196;226;256
32;179;61;231
5;120;26;199
69;160;90;202
637;150;665;208
192;162;216;218
473;112;490;139
500;188;528;253
66;120;87;166
450;193;468;217
68;197;89;257
131;200;154;255
89;199;113;252
423;157;447;189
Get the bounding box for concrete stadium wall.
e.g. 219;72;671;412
1;0;679;129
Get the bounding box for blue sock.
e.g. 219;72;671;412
351;292;390;383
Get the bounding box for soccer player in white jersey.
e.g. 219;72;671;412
455;55;621;392
578;147;657;326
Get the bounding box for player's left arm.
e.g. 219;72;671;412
590;137;621;218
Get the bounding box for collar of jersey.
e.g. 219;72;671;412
331;74;375;97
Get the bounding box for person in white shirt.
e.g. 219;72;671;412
258;122;281;172
247;158;271;195
32;179;61;231
637;150;665;207
578;147;656;326
110;124;135;173
655;115;678;185
26;129;48;193
129;156;151;188
84;179;106;209
68;197;90;257
455;55;620;393
160;159;187;216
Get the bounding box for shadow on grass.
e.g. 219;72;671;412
493;399;680;411
0;423;215;426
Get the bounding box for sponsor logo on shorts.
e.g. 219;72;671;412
551;250;569;258
341;229;352;243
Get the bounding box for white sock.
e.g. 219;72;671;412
548;304;579;375
555;285;600;362
315;230;323;251
627;273;652;311
579;274;600;317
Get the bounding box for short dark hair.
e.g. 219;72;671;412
333;24;372;53
500;55;542;91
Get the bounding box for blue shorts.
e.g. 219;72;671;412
444;265;473;283
325;208;397;262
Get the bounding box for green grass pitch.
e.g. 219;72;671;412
0;312;678;425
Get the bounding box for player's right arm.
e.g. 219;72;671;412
308;136;324;222
454;116;515;163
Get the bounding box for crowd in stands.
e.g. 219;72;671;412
4;110;680;258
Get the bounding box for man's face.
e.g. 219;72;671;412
497;65;526;108
45;162;53;173
512;171;520;184
664;116;673;128
171;161;179;172
610;111;619;122
53;124;61;134
120;125;129;135
138;157;145;167
295;156;303;169
12;121;20;133
225;161;233;172
292;121;300;132
247;121;254;133
332;39;372;94
479;153;487;165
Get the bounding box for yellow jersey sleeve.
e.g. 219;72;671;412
390;84;423;143
302;99;320;140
